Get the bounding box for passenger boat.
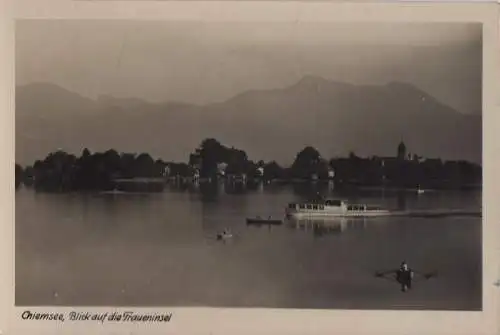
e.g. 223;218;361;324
285;199;390;218
246;216;283;225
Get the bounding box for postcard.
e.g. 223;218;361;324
2;1;500;335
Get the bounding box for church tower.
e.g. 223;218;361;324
397;141;406;160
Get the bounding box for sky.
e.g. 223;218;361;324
15;20;482;114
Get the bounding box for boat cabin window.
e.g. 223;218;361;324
288;203;296;209
312;205;318;210
325;200;342;206
299;204;306;209
348;205;365;211
306;204;313;210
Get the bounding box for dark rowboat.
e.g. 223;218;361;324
246;217;283;225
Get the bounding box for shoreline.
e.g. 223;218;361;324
15;178;483;195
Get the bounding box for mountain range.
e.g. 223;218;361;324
15;76;482;166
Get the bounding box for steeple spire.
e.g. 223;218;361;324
397;140;406;160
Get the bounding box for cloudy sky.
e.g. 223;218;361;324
16;20;482;114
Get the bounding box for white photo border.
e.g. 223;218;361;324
2;1;499;335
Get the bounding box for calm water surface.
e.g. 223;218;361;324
15;182;482;310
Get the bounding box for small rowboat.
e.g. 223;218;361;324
216;232;233;240
246;217;283;225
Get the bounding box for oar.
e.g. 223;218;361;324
412;270;438;281
374;269;399;283
375;269;397;277
422;271;438;279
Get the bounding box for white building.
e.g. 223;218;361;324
328;168;335;179
163;165;170;177
217;162;228;176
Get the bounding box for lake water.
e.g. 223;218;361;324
15;182;482;310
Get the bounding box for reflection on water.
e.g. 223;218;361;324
397;189;407;210
15;183;482;310
170;180;481;211
287;217;369;238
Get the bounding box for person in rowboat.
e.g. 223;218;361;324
375;261;436;292
216;228;232;241
396;261;414;292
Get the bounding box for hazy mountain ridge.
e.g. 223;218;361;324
15;77;482;166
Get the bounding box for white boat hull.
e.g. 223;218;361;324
286;208;481;219
285;199;392;219
286;210;391;219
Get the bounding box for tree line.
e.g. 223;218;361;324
15;138;482;193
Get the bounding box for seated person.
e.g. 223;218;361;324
396;261;414;291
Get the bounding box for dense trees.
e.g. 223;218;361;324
328;155;481;189
189;138;253;179
16;139;482;193
291;146;330;180
19;148;169;192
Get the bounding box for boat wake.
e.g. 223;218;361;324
392;209;482;219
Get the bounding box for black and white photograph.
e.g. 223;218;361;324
14;19;484;311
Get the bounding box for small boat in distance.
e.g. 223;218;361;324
246;216;283;225
216;229;233;240
285;199;390;219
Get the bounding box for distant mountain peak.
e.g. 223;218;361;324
384;81;415;90
294;75;341;87
15;80;481;166
96;94;154;109
290;75;354;93
17;81;84;97
297;75;329;85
